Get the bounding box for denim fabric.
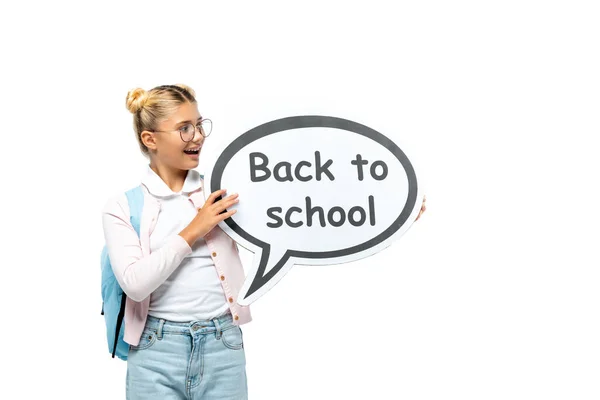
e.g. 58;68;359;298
126;312;247;400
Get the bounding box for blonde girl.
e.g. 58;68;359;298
102;84;251;399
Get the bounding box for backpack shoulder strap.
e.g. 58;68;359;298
124;185;144;237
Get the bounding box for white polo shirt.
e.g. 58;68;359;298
142;165;229;321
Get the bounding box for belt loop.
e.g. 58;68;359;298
213;317;222;340
156;318;165;340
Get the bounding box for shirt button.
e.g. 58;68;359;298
234;315;239;321
212;252;217;257
192;325;199;331
228;297;233;303
220;275;225;281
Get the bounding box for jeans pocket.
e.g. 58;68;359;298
221;326;243;350
129;329;157;351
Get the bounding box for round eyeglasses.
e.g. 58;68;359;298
152;119;213;142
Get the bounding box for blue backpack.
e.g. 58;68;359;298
100;185;144;360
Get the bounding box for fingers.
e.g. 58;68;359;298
212;193;239;212
204;189;228;206
415;196;426;221
218;209;238;222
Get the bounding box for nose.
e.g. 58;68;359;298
192;127;205;143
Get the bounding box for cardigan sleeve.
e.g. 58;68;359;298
101;194;193;302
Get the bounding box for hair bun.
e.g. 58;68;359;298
126;88;149;114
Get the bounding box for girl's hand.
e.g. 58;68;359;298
415;195;426;221
179;189;239;246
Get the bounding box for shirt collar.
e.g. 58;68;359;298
141;164;202;198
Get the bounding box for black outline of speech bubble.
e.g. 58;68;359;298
211;115;418;300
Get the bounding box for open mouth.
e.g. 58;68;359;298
183;147;201;155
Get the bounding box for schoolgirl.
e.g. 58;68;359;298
102;84;250;399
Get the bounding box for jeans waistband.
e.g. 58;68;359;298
145;311;234;339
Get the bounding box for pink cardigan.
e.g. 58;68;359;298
102;182;252;346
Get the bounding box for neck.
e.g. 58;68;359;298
149;161;187;193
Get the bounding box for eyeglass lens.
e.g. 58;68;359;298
180;119;212;142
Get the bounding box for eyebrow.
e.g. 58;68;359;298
175;117;203;126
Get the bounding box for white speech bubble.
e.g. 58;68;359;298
204;115;422;305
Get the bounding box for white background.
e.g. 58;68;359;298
1;1;599;399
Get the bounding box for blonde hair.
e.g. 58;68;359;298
125;84;197;156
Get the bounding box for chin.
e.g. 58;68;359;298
171;158;198;171
186;158;200;168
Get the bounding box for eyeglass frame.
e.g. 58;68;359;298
150;118;213;142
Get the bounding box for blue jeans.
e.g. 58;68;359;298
126;312;248;400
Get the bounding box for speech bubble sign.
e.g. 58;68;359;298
204;115;422;306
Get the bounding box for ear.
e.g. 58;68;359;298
141;130;158;151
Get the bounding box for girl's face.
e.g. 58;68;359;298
145;102;205;170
